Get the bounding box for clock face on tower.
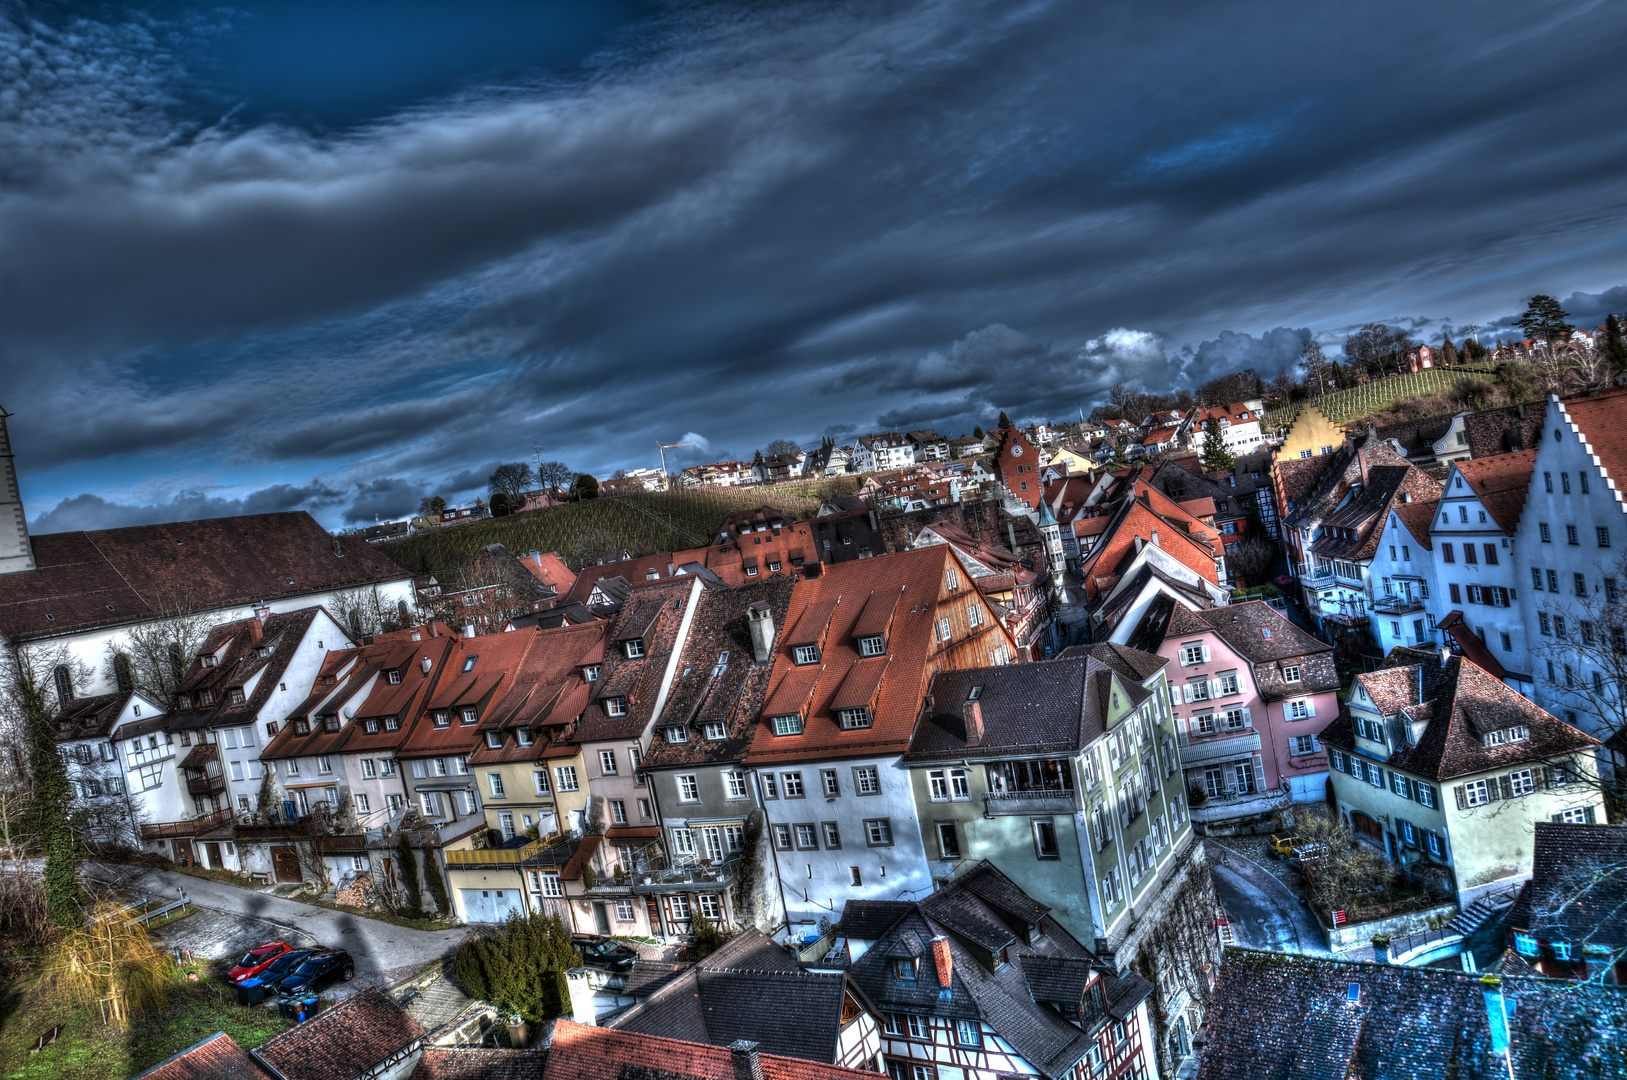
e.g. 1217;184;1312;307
1011;445;1023;457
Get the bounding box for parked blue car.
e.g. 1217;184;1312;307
272;950;355;995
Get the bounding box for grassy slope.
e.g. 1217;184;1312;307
380;479;862;577
1261;365;1498;430
0;961;289;1080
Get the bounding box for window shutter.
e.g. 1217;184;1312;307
1304;698;1316;718
1209;679;1222;698
1486;777;1501;802
1551;813;1564;823
1252;754;1265;791
1183;684;1194;703
1541;765;1555;788
1242;707;1252;728
1454;785;1467;810
1586;806;1598;824
1533;768;1547;791
1169;686;1180;706
1201;644;1211;662
1498;775;1514;801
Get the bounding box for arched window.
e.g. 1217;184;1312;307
52;664;74;705
114;654;134;694
397;599;410;623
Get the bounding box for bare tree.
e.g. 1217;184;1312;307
329;584;415;640
488;462;536;506
1519;853;1627;982
1532;551;1627;804
113;592;218;707
536;460;575;494
1295;809;1398;914
765;439;802;457
1298;340;1333;393
1228;534;1280;587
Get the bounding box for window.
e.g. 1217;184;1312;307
1033;819;1059;859
724;823;745;851
821;769;841;797
838;708;872;730
955;1019;981;1048
854;766;880;795
677;774;700;802
1540;523;1551;543
616;898;635;922
1464;779;1490;807
1556;616;1568;641
864;818;893;846
1180;643;1205;666
1545;472;1554;493
433;711;450;728
936;617;952;643
485;731;503;749
1287;699;1311;720
555;765;579;791
1463;543;1477;564
771;714;804;736
672;828;696;855
782;772;805;797
1188;679;1210;702
487;773;505;797
583;665;600;682
316;755;334;774
1509;769;1534;797
604;698;627;717
702;721;727;740
533;769;551;795
1567;524;1579;546
823;822;842;848
937;821;960;859
385;716;400;731
1283;665;1301;683
624;639;645;659
762;774;778;798
795;824;819;849
610;800;626;825
1575;572;1589;598
860;635;887;657
1484;543;1498;565
1600;527;1611;548
1391;772;1410;797
600;750;618;775
1532;567;1543;589
1291;734;1319;755
1540;612;1551;635
1218;671;1240;696
772;824;792;850
793;645;820;665
419;792;439;817
726;771;748;799
1443;543;1455;564
1417;783;1437;809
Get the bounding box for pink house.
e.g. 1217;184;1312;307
1156;600;1340;826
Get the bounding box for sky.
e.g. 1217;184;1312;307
3;0;1626;533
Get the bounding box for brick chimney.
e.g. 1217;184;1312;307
931;936;954;1000
728;1041;764;1080
962;700;984;747
248;619;263;645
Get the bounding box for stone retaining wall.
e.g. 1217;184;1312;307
1318;899;1459;952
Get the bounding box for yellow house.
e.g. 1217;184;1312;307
1046;443;1099;478
1276;403;1345;463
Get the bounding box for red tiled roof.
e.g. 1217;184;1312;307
1559;387;1627;501
0;512;409;641
412;1049;544;1080
131;1032;265;1080
254;987;424;1080
1453;450;1536;534
543;1020;875;1080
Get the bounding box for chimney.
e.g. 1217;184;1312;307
421;656;433;675
1439;645;1451;666
1150;528;1160;548
361;634;374;646
254;603;271;624
463;624;476;639
930;936;954;999
248;619;263;645
746;602;776;663
528;549;542;563
565;968;598;1026
1371;934;1390;965
728;1041;764;1080
963;700;985;747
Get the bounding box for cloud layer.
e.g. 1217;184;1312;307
4;0;1626;530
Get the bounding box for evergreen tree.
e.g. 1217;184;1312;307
396;833;422;912
1605;314;1627;369
1440;334;1459;366
454;913;582;1020
972;426;983;439
997;410;1011;429
573;474;599;500
422;853;450;915
1516;295;1574;345
1200;419;1234;473
18;655;81;925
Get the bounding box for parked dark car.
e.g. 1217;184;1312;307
272;950;354;995
248;949;310;987
572;934;637;973
228;940;291;983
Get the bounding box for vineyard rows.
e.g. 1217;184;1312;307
1260;365;1498;431
380;479;861;577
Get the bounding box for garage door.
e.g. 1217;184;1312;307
460;888;525;923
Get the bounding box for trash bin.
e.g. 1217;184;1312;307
277;997;298;1021
295;996;320;1023
236;979;268;1007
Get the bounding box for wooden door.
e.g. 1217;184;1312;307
271;845;302;883
172;839;194;865
205;842;223;869
1351;811;1383;844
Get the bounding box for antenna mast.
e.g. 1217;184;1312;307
657;440;698;489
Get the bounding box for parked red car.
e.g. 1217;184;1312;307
228;941;292;984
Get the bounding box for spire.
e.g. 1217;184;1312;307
0;405;36;576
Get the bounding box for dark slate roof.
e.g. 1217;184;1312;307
906;651;1155;764
254;986;425;1080
1166;601;1338;700
1504;822;1627;946
510;602;599;629
835;900;916;941
170;607;326;730
1084;640;1169;683
0;512;408;641
1197;947;1627;1080
1117;593;1177;655
52;690;138;741
608;930;851;1064
546;1020;877;1080
576;579;694;743
1319;650;1599;782
1309;465;1442;563
845;862;1150;1080
625;957;695;998
131;1032;266;1080
411;1049;545;1080
644;577;797;769
1462;401;1545;459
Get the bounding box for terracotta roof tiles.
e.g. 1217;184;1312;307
254;986;424;1080
544;1020;876;1080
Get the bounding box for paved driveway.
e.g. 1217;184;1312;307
1207;845;1330;957
89;862;470;994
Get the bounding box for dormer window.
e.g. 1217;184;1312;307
365;719;379;733
703;721;727;740
384;716;400;731
460;708;478;725
1482;725;1529;747
771;714;804;736
323;715;340;732
387;670;402;685
1283;665;1301;683
892;958;917;982
605;698;628;717
624;639;645;659
178;694;192;710
293;719;310;735
838;708;872;730
198;690;215;707
583;665;600;682
793;645;820;665
665;725;688;743
433;711;450;728
201;655;218;668
462;656;477;673
229;688;246;705
485;731;503;749
515;728;534;747
859;635;886;657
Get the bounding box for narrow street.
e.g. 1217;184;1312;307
1205;842;1329;956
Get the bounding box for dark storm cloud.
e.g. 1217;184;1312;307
30;480;345;534
346;477;420;524
4;0;1627;529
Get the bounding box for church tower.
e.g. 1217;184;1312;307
0;406;36;575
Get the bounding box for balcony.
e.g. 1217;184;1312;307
186;773;226;797
141;807;234;840
1323;610;1369;629
984;789;1080;816
1371;596;1424;616
1176;730;1262;766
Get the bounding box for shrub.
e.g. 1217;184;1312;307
692;913;733;959
396;834;422;912
453;913;581;1020
422;854;450;915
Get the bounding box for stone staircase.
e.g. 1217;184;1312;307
1447;900;1501;938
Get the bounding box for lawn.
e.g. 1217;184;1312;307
0;957;289;1080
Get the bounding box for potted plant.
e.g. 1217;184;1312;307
1188;782;1209;808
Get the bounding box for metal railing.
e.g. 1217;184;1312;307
1371;596;1424;615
